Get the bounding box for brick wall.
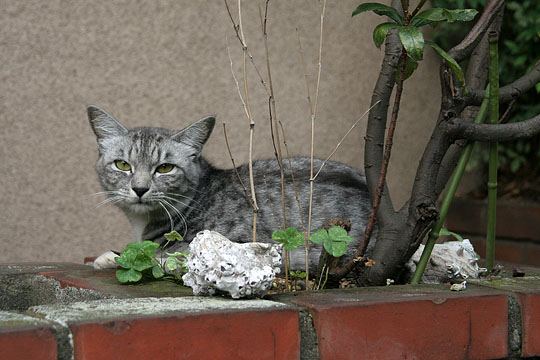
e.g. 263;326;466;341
1;263;540;359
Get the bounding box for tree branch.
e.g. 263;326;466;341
364;30;402;224
467;61;540;105
433;0;504;196
448;0;505;62
449;114;540;142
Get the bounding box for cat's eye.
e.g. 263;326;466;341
114;160;131;172
156;163;175;174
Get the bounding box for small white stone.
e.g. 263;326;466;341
450;281;467;291
182;230;282;299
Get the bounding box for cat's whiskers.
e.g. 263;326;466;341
159;199;188;237
95;196;124;209
185;185;205;194
159;195;201;212
157;201;175;231
163;192;203;206
86;190;124;198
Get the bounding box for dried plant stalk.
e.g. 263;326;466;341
305;0;327;287
225;0;259;242
222;122;252;206
259;1;288;228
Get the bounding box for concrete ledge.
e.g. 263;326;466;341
1;262;540;359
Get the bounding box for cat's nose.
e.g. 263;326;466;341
132;187;149;198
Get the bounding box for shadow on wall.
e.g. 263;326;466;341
0;0;440;262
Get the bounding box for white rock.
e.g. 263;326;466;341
182;230;282;299
406;240;481;284
450;281;467;291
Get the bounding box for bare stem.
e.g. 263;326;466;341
234;0;259;242
278;121;306;233
224;0;270;95
222;122;252;206
296;28;314;115
259;1;287;229
226;39;250;120
313;100;381;181
306;0;327;288
410;0;428;18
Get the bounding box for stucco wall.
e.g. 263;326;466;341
0;0;440;263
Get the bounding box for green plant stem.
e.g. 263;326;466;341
411;88;490;284
486;31;500;272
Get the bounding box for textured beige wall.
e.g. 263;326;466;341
0;0;440;263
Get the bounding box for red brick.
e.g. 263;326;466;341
289;288;508;360
70;309;299;360
493;240;526;264
523;245;540;267
0;327;57;360
39;270;96;290
519;293;540;357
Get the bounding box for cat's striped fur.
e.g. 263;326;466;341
88;106;370;271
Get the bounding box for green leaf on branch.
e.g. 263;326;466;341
131;256;156;272
439;228;464;242
310;226;353;258
272;227;304;251
426;41;465;85
411;8;478;27
308;229;326;245
152;265;165;279
372;22;398;48
327;226;353;243
164;230;183;242
289;270;307;280
398;26;425;62
352;2;403;25
165;252;189;274
165;256;180;272
401;57;418;80
115;248;137;269
116;268;143;283
115;240;161;284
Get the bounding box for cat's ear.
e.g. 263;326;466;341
87;106;128;140
172;115;216;151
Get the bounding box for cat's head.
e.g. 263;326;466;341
87;106;215;215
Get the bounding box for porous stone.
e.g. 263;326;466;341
406;240;482;284
182;230;282;299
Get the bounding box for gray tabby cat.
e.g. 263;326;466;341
88;106;371;271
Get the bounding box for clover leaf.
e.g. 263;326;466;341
310;226;353;258
272;227;304;251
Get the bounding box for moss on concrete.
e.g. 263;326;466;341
0;274;106;311
471;276;540;293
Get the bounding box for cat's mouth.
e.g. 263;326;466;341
119;198;158;213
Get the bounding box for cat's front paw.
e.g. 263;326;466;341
93;250;120;270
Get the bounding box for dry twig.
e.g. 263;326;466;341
313;100;382;181
222;122;252;206
305;0;327;287
258;0;288;228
